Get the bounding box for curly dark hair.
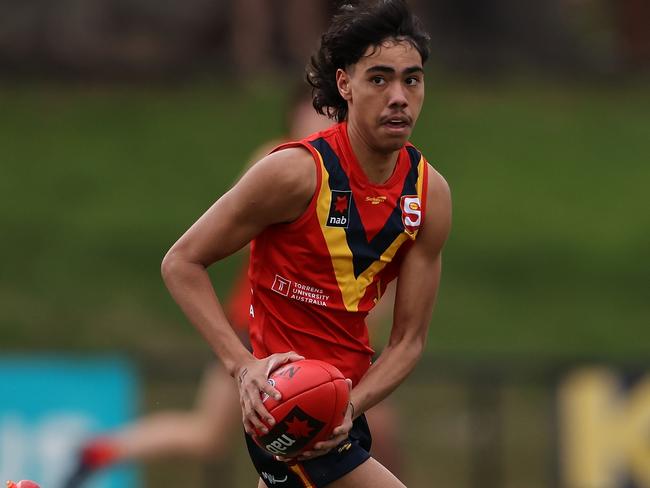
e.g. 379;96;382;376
306;0;430;123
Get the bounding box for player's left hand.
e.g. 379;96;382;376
277;378;354;462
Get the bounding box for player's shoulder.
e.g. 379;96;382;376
246;145;317;207
263;145;316;183
425;163;450;201
419;162;451;249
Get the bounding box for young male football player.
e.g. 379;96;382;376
162;1;451;486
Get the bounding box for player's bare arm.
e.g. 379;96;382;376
161;147;315;434
302;164;451;459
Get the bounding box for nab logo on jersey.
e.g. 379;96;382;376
326;190;352;228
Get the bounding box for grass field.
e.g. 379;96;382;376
1;78;649;362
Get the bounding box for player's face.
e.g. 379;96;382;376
338;39;425;153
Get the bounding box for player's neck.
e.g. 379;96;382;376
346;122;400;185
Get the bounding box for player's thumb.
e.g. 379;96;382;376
266;351;304;375
280;351;305;364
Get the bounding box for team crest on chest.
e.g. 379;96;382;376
326;190;352;228
400;195;422;235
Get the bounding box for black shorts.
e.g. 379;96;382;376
245;414;372;488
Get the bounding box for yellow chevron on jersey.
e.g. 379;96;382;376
309;137;426;312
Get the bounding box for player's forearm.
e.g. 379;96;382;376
350;334;425;418
161;254;253;376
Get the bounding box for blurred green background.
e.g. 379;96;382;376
2;79;648;358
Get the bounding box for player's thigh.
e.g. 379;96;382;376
257;479;269;488
328;457;406;488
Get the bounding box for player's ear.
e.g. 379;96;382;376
336;69;352;101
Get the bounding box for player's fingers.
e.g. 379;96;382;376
279;350;304;361
331;422;352;436
285;351;305;362
267;351;305;373
240;394;257;432
259;377;282;401
241;408;257;435
313;431;348;452
247;380;276;427
296;442;338;461
239;396;255;435
331;415;353;438
296;446;328;460
262;353;303;398
242;403;266;434
275;455;293;462
242;415;255;435
244;408;268;433
242;387;271;433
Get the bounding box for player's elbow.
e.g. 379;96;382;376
161;248;187;285
389;330;427;364
407;336;426;363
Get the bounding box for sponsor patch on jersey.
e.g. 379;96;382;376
271;275;292;296
326;190;352;228
400;195;422;235
365;195;387;205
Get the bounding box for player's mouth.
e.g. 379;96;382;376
380;115;412;134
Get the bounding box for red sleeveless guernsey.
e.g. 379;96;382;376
248;122;429;385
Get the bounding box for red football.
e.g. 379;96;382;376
253;359;350;458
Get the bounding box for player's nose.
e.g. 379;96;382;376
387;82;408;108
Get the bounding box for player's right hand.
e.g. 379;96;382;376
236;351;304;435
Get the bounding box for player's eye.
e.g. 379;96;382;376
371;76;386;85
405;76;420;86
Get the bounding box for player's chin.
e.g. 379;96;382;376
377;126;411;149
379;136;409;153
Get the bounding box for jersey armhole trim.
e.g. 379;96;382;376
270;141;322;228
420;159;430;225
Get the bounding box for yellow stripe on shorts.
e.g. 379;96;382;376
289;463;315;488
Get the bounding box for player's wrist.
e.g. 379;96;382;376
231;361;250;382
226;350;256;379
